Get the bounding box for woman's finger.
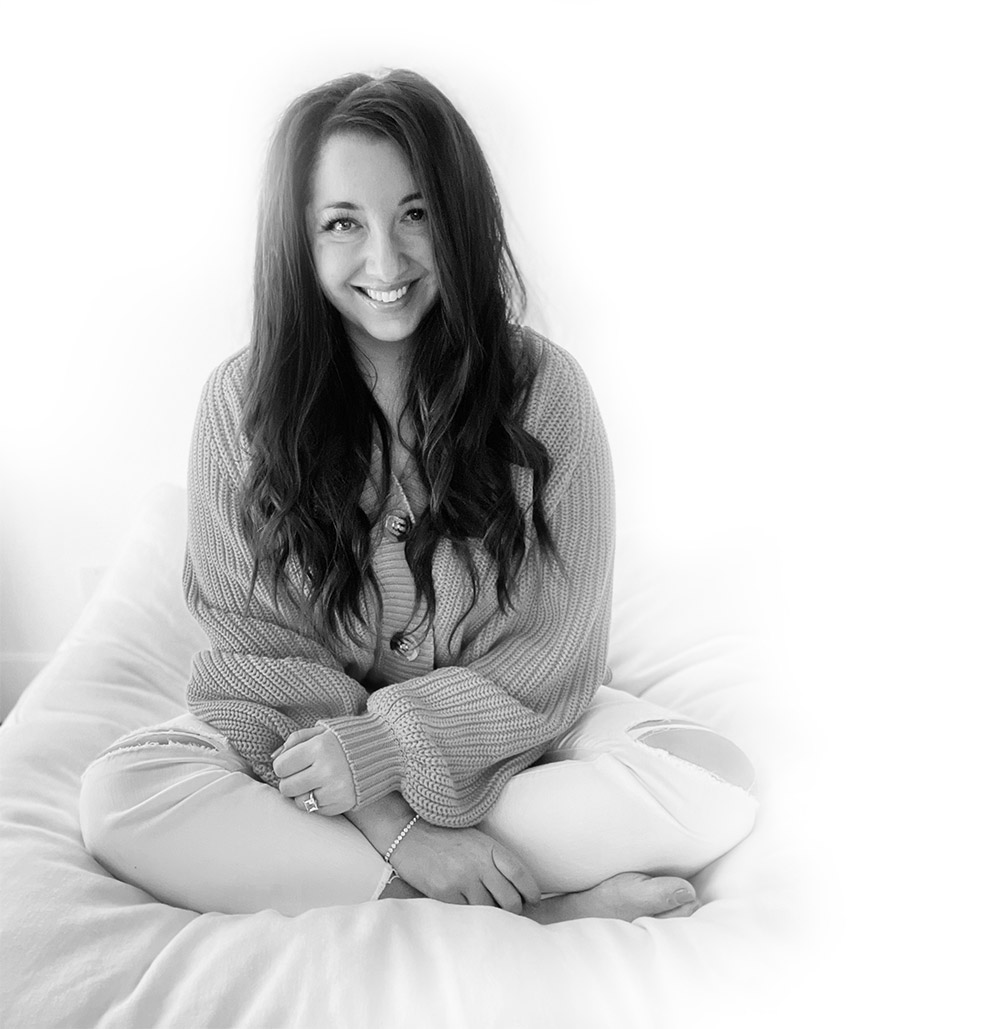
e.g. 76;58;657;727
460;882;497;909
482;871;523;915
284;778;354;815
293;792;350;817
491;846;541;905
273;739;319;778
277;726;326;752
271;726;326;767
290;787;329;814
277;768;319;797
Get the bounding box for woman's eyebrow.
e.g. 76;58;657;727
317;192;422;212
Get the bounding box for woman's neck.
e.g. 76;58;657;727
351;336;415;471
352;337;410;410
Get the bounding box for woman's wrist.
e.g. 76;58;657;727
317;712;406;807
343;792;416;856
382;815;420;864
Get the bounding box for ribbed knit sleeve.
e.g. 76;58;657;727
319;341;616;827
183;352;375;786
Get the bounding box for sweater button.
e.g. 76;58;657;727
389;632;420;661
384;512;412;541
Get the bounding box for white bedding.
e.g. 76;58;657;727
0;485;802;1028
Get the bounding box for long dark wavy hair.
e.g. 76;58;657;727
240;69;555;648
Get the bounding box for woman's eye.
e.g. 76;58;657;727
323;217;357;233
404;208;427;224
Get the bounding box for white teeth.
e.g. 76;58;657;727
363;285;409;303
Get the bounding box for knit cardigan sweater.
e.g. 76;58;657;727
184;328;615;828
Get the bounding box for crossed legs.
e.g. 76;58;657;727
79;689;757;918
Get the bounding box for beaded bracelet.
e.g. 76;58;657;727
383;815;420;864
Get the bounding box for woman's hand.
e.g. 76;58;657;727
273;726;357;815
390;821;541;914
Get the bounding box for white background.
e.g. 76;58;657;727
1;1;997;1023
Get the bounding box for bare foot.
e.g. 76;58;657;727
378;871;699;923
524;872;699;925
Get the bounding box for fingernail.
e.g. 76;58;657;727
671;887;695;905
270;746;283;759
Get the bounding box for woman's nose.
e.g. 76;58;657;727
364;226;405;282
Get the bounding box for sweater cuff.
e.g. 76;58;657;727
317;712;405;808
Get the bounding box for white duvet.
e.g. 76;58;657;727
0;485;804;1028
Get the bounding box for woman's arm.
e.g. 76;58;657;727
184;353;371;785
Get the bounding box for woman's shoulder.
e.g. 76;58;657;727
191;347;252;471
199;346;252;417
515;324;588;384
513;325;602;462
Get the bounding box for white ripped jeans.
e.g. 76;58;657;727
79;688;758;916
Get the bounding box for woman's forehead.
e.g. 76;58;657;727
310;132;418;211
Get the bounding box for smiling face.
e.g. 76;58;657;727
308;132;439;357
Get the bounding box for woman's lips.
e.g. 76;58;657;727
353;281;415;305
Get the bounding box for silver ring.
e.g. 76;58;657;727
303;790;319;813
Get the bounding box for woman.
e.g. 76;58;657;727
80;69;757;922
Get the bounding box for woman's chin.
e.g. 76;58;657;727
348;323;420;350
345;308;434;350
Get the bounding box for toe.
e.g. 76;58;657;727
642;875;697;912
653;899;702;919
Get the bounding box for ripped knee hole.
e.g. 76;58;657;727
628;721;755;790
99;730;221;758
